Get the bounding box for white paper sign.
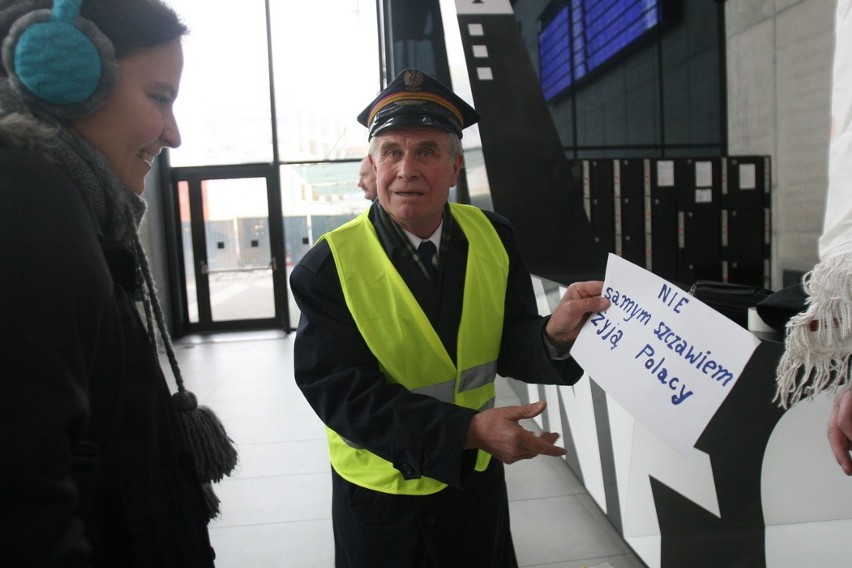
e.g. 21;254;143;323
570;254;760;455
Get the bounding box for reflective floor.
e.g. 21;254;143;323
172;330;645;568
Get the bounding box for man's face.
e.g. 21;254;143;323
371;128;461;238
357;157;377;200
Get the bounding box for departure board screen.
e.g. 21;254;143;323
539;0;674;101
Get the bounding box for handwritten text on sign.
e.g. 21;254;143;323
570;254;760;455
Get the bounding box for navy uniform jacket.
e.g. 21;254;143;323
291;202;585;483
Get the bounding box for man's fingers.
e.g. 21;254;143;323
567;280;604;299
478;403;571;462
532;431;565;456
539;431;559;444
569;295;609;314
503;400;547;421
537;431;565;456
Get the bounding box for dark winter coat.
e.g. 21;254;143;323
0;145;215;566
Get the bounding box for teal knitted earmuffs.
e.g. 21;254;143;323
1;0;116;118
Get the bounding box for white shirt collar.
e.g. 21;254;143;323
402;221;442;255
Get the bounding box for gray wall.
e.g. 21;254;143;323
725;0;835;288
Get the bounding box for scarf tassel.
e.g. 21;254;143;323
200;482;222;521
775;251;852;407
173;390;238;519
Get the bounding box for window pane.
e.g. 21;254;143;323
166;0;273;166
270;0;380;161
203;179;275;322
281;161;371;328
177;181;198;323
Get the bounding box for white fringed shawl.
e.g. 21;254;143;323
776;0;852;406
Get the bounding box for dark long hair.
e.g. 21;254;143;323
80;0;188;58
0;0;187;66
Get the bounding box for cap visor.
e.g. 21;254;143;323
370;115;461;139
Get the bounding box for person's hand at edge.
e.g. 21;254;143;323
828;389;852;475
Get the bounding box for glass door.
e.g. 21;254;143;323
177;172;288;331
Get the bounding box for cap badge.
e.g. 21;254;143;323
403;69;424;91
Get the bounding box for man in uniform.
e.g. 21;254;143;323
290;68;607;566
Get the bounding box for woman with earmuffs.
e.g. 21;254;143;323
0;1;237;565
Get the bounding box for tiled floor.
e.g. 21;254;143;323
172;330;645;568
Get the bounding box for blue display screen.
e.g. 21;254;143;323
539;0;667;101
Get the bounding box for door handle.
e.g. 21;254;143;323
200;260;209;275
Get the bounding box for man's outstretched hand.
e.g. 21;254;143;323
465;401;564;464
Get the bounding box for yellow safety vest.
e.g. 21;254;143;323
320;203;509;495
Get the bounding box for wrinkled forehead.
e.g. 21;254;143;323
374;127;450;149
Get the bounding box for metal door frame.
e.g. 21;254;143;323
169;163;290;333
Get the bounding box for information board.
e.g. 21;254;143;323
539;0;675;101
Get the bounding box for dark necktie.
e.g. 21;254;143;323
417;240;438;282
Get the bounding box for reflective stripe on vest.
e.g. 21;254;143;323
321;203;508;495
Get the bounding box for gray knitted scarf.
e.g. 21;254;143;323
0;80;146;250
0;78;171;350
0;73;196;402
